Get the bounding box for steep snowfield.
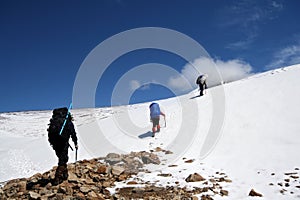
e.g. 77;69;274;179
0;64;300;199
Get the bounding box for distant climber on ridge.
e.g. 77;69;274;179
196;74;208;96
149;103;165;137
47;107;78;185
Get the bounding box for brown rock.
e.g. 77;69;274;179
57;186;67;194
141;154;160;165
154;147;163;152
75;192;85;199
220;189;229;196
88;190;98;198
54;193;64;200
18;181;27;192
97;165;108;174
249;189;263;197
127;181;138;185
105;153;122;165
280;189;286;194
80;186;91;193
29;191;40;199
201;194;213;200
185;173;205;182
118;174;128;181
112;166;125;176
284;172;297;175
164;150;173;154
185;159;195;163
68;172;79;183
285;183;290;187
102;181;112;188
157;173;172;177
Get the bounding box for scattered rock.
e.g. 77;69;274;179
154;147;163;152
285;183;290;187
0;150;232;200
184;159;195;163
157;173;172;177
280;189;287;194
127;181;138;185
29;191;40;199
249;189;263;197
80;186;91;193
220;189;229;196
97;165;108;174
185;173;205;182
201;194;213;200
0;150;163;199
141;153;160;165
105;153;122;165
164;150;173;154
112;166;125;176
284;172;298;176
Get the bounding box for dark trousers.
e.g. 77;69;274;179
199;83;207;96
55;143;69;166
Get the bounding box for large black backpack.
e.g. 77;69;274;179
196;75;202;84
48;107;71;148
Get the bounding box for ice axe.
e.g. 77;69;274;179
75;147;78;162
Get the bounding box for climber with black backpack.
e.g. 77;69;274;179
47;106;78;185
196;74;208;96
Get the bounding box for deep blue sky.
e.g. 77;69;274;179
1;0;300;112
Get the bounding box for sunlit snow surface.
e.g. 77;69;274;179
1;65;300;199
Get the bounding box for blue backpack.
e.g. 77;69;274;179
149;103;160;118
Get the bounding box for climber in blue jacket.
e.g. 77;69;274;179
149;102;165;137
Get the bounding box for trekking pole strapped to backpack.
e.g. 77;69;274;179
59;102;72;136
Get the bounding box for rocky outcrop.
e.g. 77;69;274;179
0;150;233;199
0;151;160;199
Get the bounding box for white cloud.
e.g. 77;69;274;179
140;83;151;90
267;44;300;69
129;80;151;91
221;0;283;49
167;57;253;93
226;37;254;50
129;80;141;91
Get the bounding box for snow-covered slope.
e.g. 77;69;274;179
1;64;300;199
